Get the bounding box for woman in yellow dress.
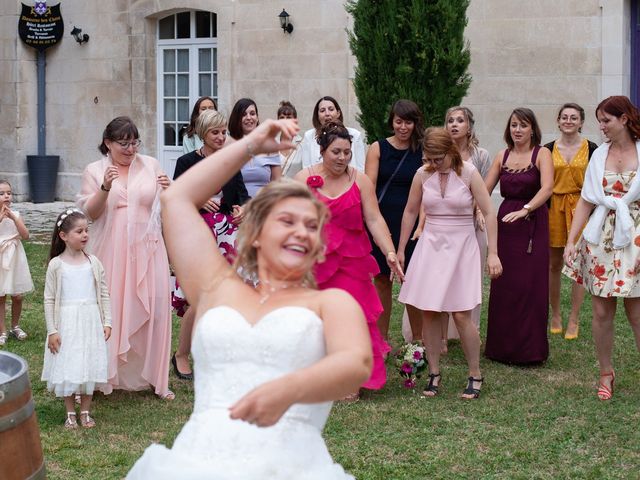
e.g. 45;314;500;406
544;103;598;339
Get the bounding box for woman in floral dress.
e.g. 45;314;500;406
564;95;640;401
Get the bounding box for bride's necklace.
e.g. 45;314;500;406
258;278;307;305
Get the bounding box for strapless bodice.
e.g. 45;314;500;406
191;305;332;429
127;305;354;479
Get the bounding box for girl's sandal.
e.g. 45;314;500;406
64;412;78;429
79;411;96;428
9;325;27;341
0;332;7;346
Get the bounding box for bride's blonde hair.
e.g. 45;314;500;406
233;179;329;287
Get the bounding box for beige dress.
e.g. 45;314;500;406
0;210;33;296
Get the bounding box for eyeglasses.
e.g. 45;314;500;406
115;139;142;149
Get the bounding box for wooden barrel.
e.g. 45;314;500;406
0;351;46;480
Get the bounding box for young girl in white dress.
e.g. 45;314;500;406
0;179;34;347
41;209;112;429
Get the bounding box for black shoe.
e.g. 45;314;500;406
422;373;441;397
171;353;194;380
461;376;483;399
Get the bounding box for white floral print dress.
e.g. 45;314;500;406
564;170;640;297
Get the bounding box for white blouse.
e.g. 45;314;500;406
299;127;366;172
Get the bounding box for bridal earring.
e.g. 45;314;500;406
252;240;260;248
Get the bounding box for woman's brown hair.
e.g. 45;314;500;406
422;127;463;176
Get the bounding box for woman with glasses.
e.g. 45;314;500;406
77;116;174;400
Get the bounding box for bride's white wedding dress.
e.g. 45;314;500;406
127;305;354;479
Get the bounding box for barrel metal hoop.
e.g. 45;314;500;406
0;397;34;432
26;462;47;480
0;372;31;404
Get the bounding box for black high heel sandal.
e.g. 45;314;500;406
461;376;483;399
422;373;441;397
171;353;194;380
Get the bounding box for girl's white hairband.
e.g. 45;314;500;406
57;208;83;227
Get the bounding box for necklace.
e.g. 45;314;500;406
258;278;307;305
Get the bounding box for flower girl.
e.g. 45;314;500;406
41;209;112;429
0;179;34;346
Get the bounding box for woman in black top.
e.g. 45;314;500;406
365;99;424;342
171;110;249;380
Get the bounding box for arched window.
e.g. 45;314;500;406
157;11;217;176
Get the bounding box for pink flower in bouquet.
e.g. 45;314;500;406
401;362;413;374
306;175;324;188
404;379;416;389
413;351;422;360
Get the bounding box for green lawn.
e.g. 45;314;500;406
5;241;640;479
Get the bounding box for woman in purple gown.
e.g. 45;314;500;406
484;108;553;364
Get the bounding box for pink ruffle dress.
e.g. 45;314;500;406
312;181;389;390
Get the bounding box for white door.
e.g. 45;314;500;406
157;11;217;178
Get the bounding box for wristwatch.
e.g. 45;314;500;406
100;183;110;192
523;204;531;212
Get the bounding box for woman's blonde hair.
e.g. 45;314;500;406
196;110;227;140
233;179;329;287
422;127;463;176
444;106;479;148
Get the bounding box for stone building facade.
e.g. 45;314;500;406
0;0;638;200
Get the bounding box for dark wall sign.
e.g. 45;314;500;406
18;2;64;51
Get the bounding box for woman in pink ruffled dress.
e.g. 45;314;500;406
296;121;403;400
78;116;174;400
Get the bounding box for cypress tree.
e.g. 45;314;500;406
346;0;471;143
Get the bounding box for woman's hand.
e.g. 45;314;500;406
231;205;244;225
157;174;171;189
501;208;528;223
201;197;221;213
410;225;422;240
102;165;119;190
386;251;405;283
47;333;61;354
229;377;294;427
563;243;577;267
104;326;112;341
246;119;299;156
486;253;503;279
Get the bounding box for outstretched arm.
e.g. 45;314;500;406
229;289;372;427
357;172;404;280
161;119;299;307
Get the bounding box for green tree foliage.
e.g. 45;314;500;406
346;0;471;143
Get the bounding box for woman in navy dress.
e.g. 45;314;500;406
365;100;424;342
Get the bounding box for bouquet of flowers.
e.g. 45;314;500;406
395;342;427;388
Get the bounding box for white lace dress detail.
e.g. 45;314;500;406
127;306;354;479
41;261;109;396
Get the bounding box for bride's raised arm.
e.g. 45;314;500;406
161;119;299;307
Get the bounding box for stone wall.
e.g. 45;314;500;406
0;0;634;200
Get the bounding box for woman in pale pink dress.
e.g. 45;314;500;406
78;116;174;399
398;128;502;399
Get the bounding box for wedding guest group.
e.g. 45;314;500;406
6;94;639;447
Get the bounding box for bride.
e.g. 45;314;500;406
127;119;372;479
